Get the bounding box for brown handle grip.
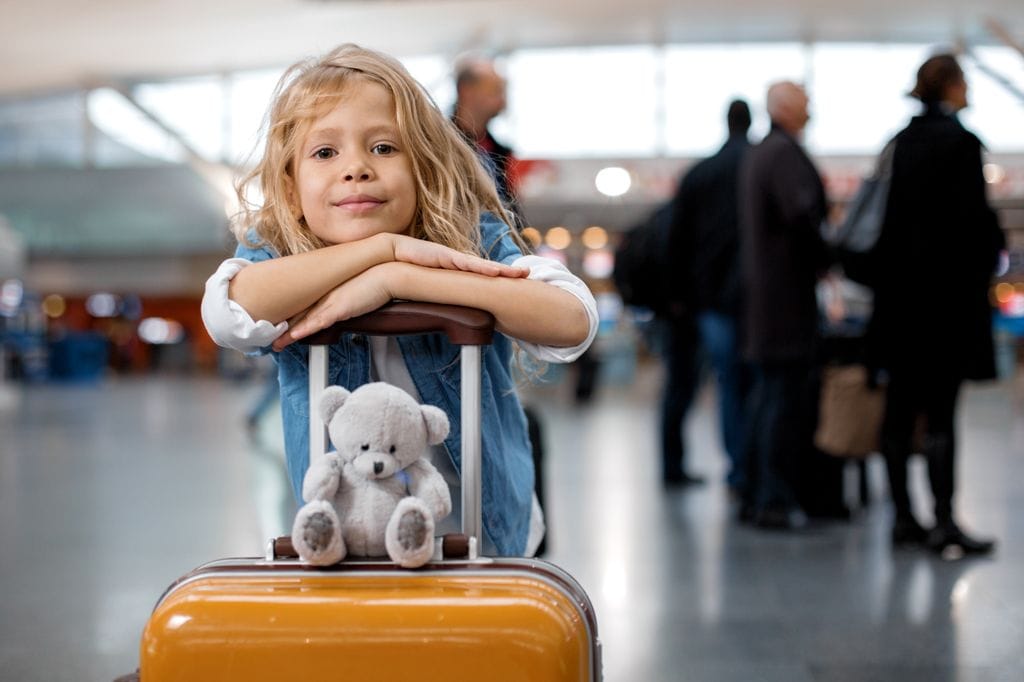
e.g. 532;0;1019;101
303;301;495;346
273;535;298;559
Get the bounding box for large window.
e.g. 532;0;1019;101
806;44;931;154
961;46;1024;151
2;42;1022;170
663;43;807;156
506;46;661;158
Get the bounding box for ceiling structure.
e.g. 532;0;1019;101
3;0;1023;96
3;0;1023;272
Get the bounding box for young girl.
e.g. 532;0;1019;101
201;44;597;557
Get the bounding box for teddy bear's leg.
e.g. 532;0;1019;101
385;497;435;568
291;499;345;565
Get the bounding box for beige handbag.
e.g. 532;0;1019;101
815;364;885;458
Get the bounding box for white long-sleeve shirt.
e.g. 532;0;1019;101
201;253;598;363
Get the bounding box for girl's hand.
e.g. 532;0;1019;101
391;234;529;278
272;265;394;350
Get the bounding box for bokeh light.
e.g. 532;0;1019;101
582;226;609;250
545;226;573;250
41;294;66;319
521;227;543;249
595;166;632;197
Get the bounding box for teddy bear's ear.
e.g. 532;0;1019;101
319;386;351;425
420;404;450;445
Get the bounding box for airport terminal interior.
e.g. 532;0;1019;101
3;2;1024;681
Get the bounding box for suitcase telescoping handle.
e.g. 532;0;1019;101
303;301;495;548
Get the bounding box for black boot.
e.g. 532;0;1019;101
891;514;929;547
927;521;995;556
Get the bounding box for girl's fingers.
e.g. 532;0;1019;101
458;255;529;278
272;331;298;351
499;264;531;278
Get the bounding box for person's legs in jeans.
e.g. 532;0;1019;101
696;311;744;490
660;318;701;484
753;362;805;526
738;365;766;520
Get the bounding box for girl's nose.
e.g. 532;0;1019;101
343;168;371;182
341;156;372;182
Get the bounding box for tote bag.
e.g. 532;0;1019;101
831;138;897;253
815;364;885;458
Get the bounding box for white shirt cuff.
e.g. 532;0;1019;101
200;258;289;354
512;254;598;363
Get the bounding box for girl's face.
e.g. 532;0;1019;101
293;79;416;245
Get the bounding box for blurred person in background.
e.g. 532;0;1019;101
452;56;522;223
738;81;831;529
856;53;1004;554
663;98;752;491
453;53;554;551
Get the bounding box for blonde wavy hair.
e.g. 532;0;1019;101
234;43;522;257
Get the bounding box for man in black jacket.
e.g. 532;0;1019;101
738;81;830;529
662;100;751;489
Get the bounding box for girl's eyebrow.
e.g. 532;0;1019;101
305;123;399;142
361;123;400;138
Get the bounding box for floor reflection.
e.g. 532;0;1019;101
0;363;1021;681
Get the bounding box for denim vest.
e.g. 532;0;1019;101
235;214;534;555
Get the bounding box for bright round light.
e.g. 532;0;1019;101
581;226;608;250
595;167;632;197
1;279;24;314
42;294;67;318
86;293;120;318
544;226;573;250
995;282;1014;304
521;227;542;248
138;317;186;345
582;249;614;279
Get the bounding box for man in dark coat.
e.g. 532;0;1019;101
738;81;830;528
863;54;1004;554
661;99;751;489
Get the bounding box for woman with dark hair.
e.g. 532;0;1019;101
865;53;1005;554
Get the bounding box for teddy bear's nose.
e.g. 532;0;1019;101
373;461;384;475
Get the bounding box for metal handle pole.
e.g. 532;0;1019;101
460;345;482;544
309;345;328;463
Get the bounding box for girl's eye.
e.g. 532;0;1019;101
371;143;395;155
314;147;336;160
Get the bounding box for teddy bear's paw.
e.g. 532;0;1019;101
303;511;335;552
386;497;435;568
292;500;345;565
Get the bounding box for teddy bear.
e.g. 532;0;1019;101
290;382;453;568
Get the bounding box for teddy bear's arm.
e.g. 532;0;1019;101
302;453;342;502
405;460;452;521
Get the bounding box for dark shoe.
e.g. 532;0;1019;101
664;472;706;487
927;522;995;556
754;505;808;530
891;515;929;547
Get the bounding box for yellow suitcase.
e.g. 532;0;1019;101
135;303;602;681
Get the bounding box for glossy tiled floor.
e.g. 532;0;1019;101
1;359;1022;681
